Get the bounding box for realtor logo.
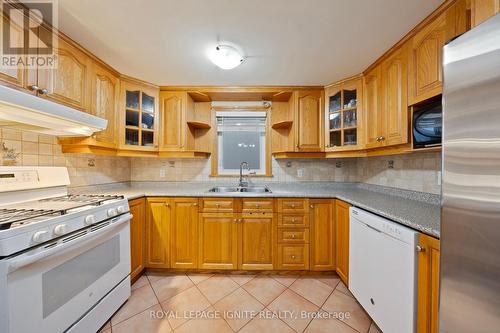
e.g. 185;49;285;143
1;0;58;68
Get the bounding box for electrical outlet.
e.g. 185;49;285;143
286;161;292;168
168;161;175;168
297;168;304;178
388;160;394;169
159;169;166;178
87;158;95;167
335;161;342;168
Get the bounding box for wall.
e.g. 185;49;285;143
0;129;130;187
130;152;442;194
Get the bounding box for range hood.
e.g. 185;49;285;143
0;85;107;136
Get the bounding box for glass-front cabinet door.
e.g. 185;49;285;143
120;81;159;150
325;77;363;151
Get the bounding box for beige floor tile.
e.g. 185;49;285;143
314;275;341;289
112;304;171;333
228;274;255;286
242;276;287;306
213;288;264;331
322;290;371;333
186;273;213;285
368;321;382;333
151;275;195;302
197;275;239;304
335;282;354;298
304;311;358;333
147;271;173;283
161;286;211;329
268;289;319;332
174;307;233;333
270;275;299;287
111;284;159;326
239;310;295;333
289;277;334;307
132;275;150;291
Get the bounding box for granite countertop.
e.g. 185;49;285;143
73;182;441;238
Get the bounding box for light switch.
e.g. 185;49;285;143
297;168;304;178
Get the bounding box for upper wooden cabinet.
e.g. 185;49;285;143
120;79;159;151
90;63;119;146
0;12;27;89
408;0;468;105
472;0;500;26
363;44;409;149
381;44;409;147
417;233;441;333
37;31;91;111
325;77;363;151
309;199;335;271
295;90;324;152
159;91;212;155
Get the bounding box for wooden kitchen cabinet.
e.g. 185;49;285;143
238;213;275;270
129;198;145;281
381;44;409;147
325;77;363;151
295;90;324;152
335;200;350;285
145;198;170;268
472;0;500;26
198;213;238;270
417;233;441;333
37;30;91;112
0;11;28;90
120;79;159;151
310;199;335;271
159;91;185;150
408;0;468;105
363;44;409;149
170;198;199;269
89;63;119;146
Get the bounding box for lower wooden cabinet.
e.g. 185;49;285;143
145;198;171;268
129;198;145;280
335;200;351;285
239;213;275;270
277;244;309;270
310;199;335;271
417;233;441;333
170;198;199;269
198;213;238;270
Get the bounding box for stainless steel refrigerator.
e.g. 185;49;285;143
441;13;500;333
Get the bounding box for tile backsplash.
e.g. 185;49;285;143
0;129;130;187
0;128;441;193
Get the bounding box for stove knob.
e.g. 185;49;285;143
107;208;118;217
117;206;126;214
32;230;49;243
53;224;67;236
84;215;96;225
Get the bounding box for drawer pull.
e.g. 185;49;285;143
291;234;296;239
291;204;296;208
291;255;296;259
216;204;221;208
292;218;297;223
164;203;170;207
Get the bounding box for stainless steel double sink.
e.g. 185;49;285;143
207;186;271;193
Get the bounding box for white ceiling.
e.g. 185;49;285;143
58;0;443;86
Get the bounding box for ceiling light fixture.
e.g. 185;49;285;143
208;44;244;70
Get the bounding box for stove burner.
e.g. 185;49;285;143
0;209;62;230
39;194;124;205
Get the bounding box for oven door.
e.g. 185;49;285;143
0;214;131;333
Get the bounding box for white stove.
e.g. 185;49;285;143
0;167;132;333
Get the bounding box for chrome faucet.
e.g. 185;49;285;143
239;161;250;187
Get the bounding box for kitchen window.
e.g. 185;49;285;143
216;111;267;175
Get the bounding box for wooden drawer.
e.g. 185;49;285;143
201;198;234;212
278;214;309;228
242;198;275;213
278;228;309;244
278;198;309;213
277;244;309;270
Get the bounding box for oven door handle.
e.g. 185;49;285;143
5;213;132;274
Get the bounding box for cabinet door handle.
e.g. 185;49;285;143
380;136;385;141
291;255;296;259
29;85;40;92
164;203;170;207
192;203;198;206
416;245;425;252
216;204;220;208
39;88;49;95
310;205;314;208
234;219;238;222
291;234;296;239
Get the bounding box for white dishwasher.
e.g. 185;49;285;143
349;207;418;333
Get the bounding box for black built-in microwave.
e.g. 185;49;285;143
413;100;442;148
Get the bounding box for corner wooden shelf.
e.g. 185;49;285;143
158;150;211;158
271;120;293;129
187;121;211;129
